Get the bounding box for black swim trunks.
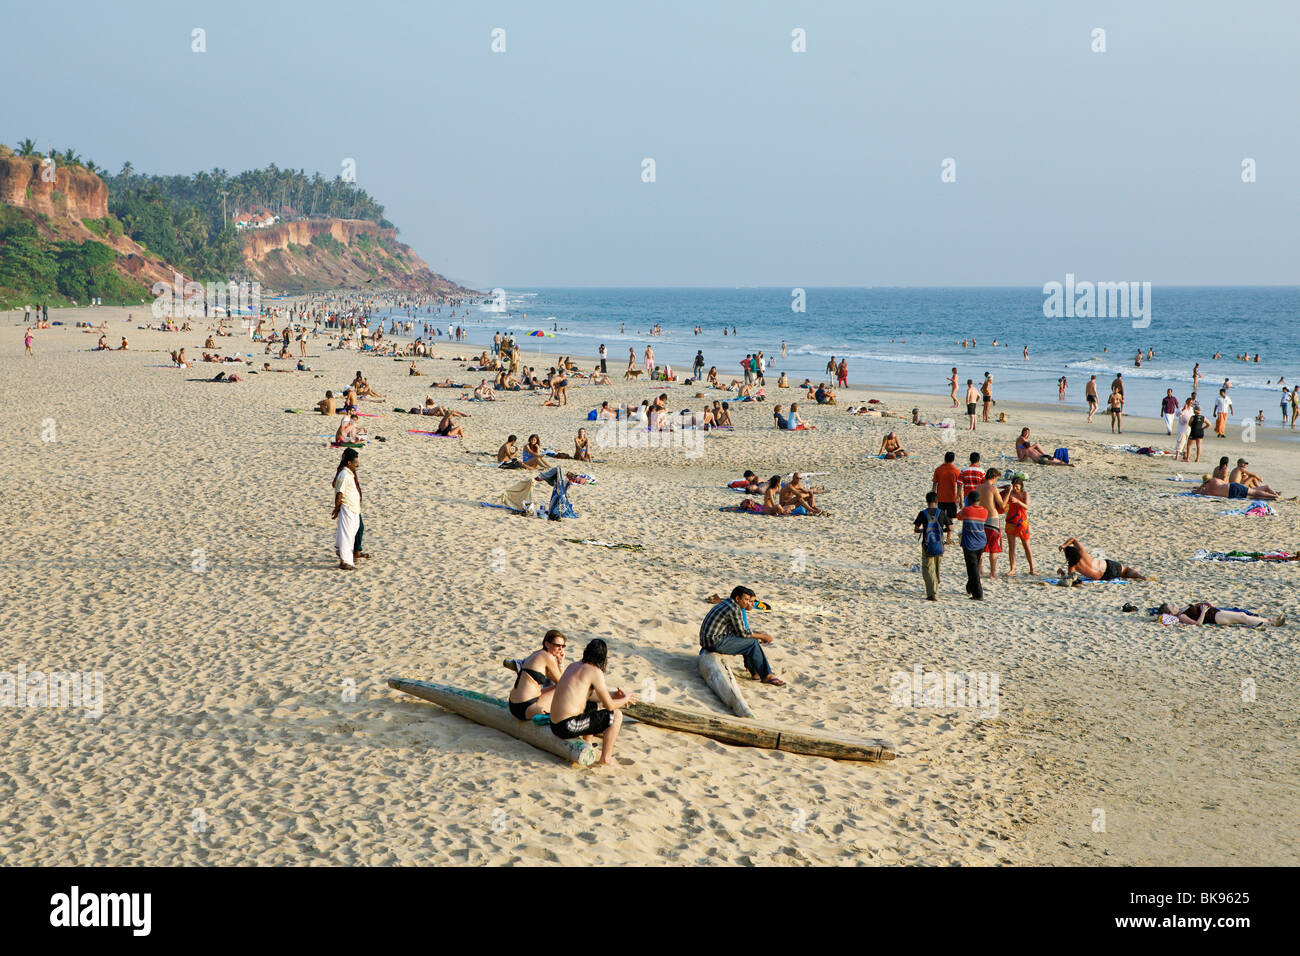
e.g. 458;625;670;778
508;697;539;721
940;501;958;521
1101;558;1123;581
1228;482;1248;499
966;402;977;416
549;701;613;739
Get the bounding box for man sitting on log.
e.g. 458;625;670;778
549;639;637;769
699;586;785;686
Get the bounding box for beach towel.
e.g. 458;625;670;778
1218;502;1276;517
536;466;578;519
720;499;765;514
1037;576;1121;585
1053;447;1069;464
1193;548;1296;562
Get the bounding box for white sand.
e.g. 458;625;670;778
3;308;1297;866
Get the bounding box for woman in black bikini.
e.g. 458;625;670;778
1156;603;1284;627
508;630;568;719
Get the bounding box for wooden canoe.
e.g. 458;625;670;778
501;660;894;763
698;650;754;717
387;677;597;767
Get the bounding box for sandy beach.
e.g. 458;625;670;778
4;306;1297;867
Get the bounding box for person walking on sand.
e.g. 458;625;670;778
24;328;34;356
981;372;994;423
548;639;636;768
1213;388;1232;438
700;585;785;685
931;450;961;542
331;448;366;571
1085;375;1098;422
965;379;979;431
837;359;848;388
1161;389;1179;434
949;368;959;407
644;345;654;375
955;492;988;600
914;492;951;601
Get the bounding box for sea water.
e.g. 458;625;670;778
376;287;1300;436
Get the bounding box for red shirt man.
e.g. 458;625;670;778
959;454;986;500
931;453;962;535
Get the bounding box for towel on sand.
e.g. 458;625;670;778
1218;502;1276;517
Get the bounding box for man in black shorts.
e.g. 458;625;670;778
548;639;636;768
1059;537;1148;581
981;372;994;423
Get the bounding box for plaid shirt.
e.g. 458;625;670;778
700;599;751;651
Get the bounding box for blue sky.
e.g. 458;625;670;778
6;0;1298;287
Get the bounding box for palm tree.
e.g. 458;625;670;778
62;148;81;166
16;138;37;156
120;161;134;178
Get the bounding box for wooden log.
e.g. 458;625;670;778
698;650;754;717
499;661;895;763
624;700;895;763
387;677;596;767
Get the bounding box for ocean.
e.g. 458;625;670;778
377;287;1300;433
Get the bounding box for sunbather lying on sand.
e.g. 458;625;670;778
1016;428;1072;465
1059;537;1147;580
1193;476;1279;500
1155;602;1284;627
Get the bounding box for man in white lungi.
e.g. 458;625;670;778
331;448;364;570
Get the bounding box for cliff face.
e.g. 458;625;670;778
242;218;473;296
0;156;109;220
0;155;179;289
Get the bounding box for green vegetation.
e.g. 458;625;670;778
310;232;345;255
82;216;124;239
107;163;391;229
0;205;148;310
